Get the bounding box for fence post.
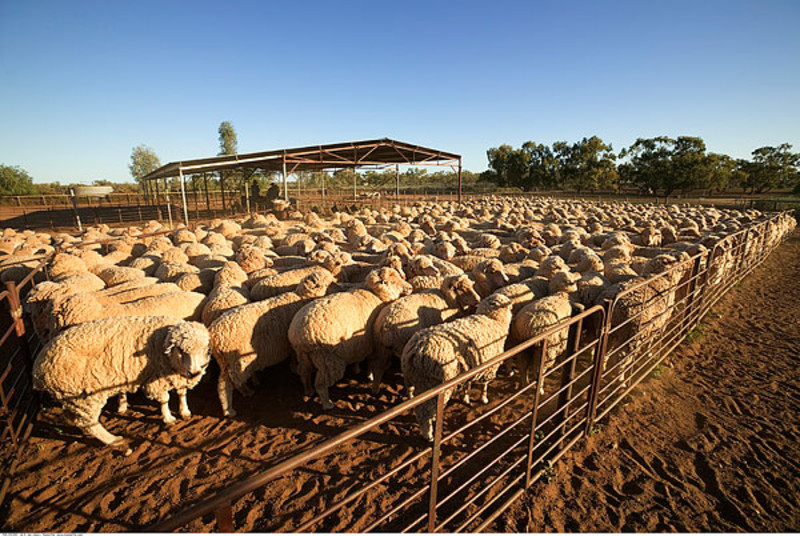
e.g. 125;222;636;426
524;339;549;488
215;502;234;532
4;281;25;338
556;319;582;450
427;392;445;532
585;306;610;436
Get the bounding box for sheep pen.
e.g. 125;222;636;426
0;197;797;533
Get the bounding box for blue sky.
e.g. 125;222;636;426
1;0;798;183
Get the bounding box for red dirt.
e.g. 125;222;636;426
2;230;799;533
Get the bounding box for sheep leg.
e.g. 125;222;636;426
296;356;315;398
217;374;237;418
118;393;128;414
86;422;123;446
368;346;392;394
158;393;176;425
480;381;490;405
178;388;192;419
312;352;345;410
462;382;471;406
73;398;122;445
315;373;333;410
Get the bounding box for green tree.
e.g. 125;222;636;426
129;144;161;201
620;137;678;196
128;145;161;184
0;164;36;195
706;153;744;193
482;144;529;188
671;136;710;193
521;142;560;190
559;136;618;192
218;121;238;156
741;144;798;193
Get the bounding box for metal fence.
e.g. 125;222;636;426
141;212;793;532
0;257;50;506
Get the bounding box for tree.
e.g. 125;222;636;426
706;153;744;193
558;136;618;192
521;142;560;190
741;144;798;193
129;145;161;200
671;136;710;193
218;121;238;156
619;137;680;197
128;145;161;183
482;145;529;188
0;164;36;195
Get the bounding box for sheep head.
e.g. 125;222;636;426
295;270;336;298
473;259;509;291
365;267;412;302
441;274;480;313
476;293;513;329
322;251;352;276
535;255;568;279
409;256;439;279
380;256;406;279
548;270;581;295
164;321;211;380
576;254;604;274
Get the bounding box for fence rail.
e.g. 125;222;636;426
138;212;794;532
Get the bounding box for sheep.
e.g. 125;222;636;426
288;267;412;409
250;252;350;300
210;270;336;417
32;316;210;445
400;294;514;441
595;255;685;386
51;290;206;332
511;271;582;391
372;274;482;392
95;265;147;287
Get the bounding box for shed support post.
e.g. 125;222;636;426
282;158;288;201
203;173;211;213
179;168;189;226
244;172;251;214
165;179;173;228
395;164;400;201
458;159;463;204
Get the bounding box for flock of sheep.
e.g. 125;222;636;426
0;197;794;444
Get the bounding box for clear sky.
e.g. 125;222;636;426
1;0;798;183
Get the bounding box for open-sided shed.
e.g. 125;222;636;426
141;138;462;225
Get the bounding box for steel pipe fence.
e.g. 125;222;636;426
0;257;52;507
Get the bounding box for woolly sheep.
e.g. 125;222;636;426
401;294;513;441
372;274;481;392
289;267;412;409
210;270;336;417
51;290;206;332
511;271;582;390
33;316;210;445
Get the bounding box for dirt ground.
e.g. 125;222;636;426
2;230;798;532
496;229;800;532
